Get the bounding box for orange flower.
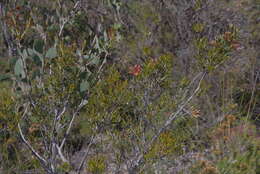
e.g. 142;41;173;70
129;64;141;76
191;109;201;118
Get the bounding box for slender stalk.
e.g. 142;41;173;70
128;72;206;172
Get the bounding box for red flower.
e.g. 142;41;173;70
16;6;21;10
129;64;141;76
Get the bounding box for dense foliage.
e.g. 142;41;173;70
0;0;259;174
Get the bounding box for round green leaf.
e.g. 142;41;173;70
80;80;89;92
0;74;12;81
46;47;58;59
14;58;26;79
33;39;45;53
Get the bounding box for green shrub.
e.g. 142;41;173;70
87;155;106;174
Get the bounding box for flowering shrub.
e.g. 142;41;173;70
129;64;142;76
0;0;259;174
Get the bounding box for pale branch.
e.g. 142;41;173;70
97;52;108;78
51;104;68;146
40;127;49;153
129;72;207;172
180;72;203;101
58;0;81;37
59;100;86;150
18;105;52;173
148;72;206;152
56;104;67;121
59;111;77;149
50;100;69;161
56;144;69;163
0;3;15;57
246;71;259;118
58;18;68;37
77;135;95;174
18;123;49;172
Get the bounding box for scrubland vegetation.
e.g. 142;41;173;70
0;0;259;174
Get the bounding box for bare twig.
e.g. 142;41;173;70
58;0;81;37
56;144;69;163
246;71;259;119
18;104;60;174
18;105;50;172
147;72;206;152
59;100;86;149
56;104;67;121
77;135;95;174
128;72;207;172
0;3;15;57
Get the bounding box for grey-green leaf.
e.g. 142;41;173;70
22;49;28;59
33;39;45;53
46;47;57;59
32;55;42;66
0;74;12;81
14;58;26;79
27;48;35;56
33;50;44;65
89;54;100;65
80;80;89;92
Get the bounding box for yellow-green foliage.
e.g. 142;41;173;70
191;160;220;174
44;45;80;99
87;155;106;174
58;162;73;173
80;53;175;134
0;83;17;137
128;1;160;35
0;83;20;170
194;0;204;10
216;149;260;174
144;117;195;168
192;23;205;33
117;1;162;62
145;131;177;161
211;117;260;174
141;53;174;81
81;53;196;166
189;116;260;174
190;141;259;174
0;83;16;122
29;45;82;124
81;67;134;133
195;26;239;72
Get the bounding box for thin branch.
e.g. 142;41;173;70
59;100;86;149
180;72;203;102
77;135;95;174
246;71;259;119
56;144;69;163
58;18;68;37
57;104;67;121
58;1;81;37
148;72;206;151
129;72;207;172
40;126;49;153
18;104;52;173
0;3;15;57
51;103;68;142
18;123;49;172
